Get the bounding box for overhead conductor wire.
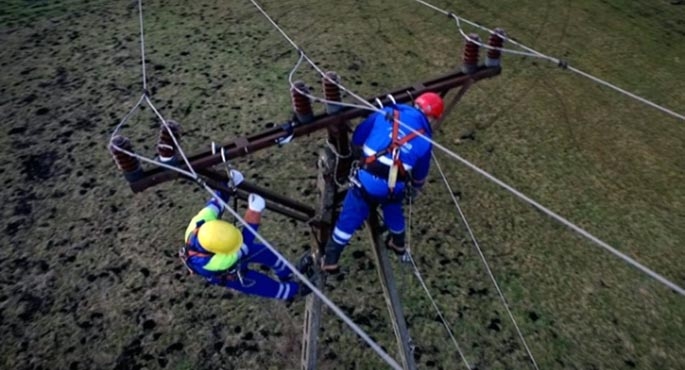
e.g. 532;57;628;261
433;153;540;370
410;0;685;121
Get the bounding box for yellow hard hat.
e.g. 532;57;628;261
197;220;243;254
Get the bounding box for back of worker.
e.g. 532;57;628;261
354;104;432;198
318;92;444;272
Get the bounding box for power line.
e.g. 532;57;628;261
405;197;472;370
433;154;540;370
409;0;685;122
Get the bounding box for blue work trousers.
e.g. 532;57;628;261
332;186;405;246
209;243;298;300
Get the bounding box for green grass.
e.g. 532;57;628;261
0;0;683;369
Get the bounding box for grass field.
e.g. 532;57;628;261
1;0;684;369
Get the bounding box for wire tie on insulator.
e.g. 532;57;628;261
386;94;396;105
143;88;150;97
447;12;455;19
375;97;384;108
221;147;229;165
558;60;568;69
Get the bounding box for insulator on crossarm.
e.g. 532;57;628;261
322;71;342;114
157;119;181;164
486;28;505;68
291;80;314;124
110;135;143;182
461;33;481;74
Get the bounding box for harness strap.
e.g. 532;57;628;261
364;109;424;169
362;109;423;192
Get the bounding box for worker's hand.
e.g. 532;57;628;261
248;193;266;213
228;169;244;188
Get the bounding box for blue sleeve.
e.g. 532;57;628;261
411;147;432;188
352;114;375;146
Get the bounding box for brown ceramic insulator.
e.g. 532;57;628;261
322;71;341;102
110;135;140;173
291;80;313;116
462;33;481;66
157;119;181;158
487;28;505;60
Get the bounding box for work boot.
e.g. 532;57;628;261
321;239;345;273
385;231;406;255
298;281;313;297
277;253;314;282
297;253;314;277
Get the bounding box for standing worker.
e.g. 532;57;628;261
321;92;444;272
181;170;311;299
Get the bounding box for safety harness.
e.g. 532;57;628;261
362;109;424;191
179;226;239;282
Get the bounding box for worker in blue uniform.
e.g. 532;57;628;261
321;92;445;272
181;170;311;300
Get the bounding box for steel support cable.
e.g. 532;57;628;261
144;95;198;178
405;198;472;369
248;0;380;113
409;0;685;121
203;183;403;370
393;116;685;295
248;0;684;295
287;52;375;111
109;144;402;370
109;93;146;141
432;154;540;370
137;0;147;92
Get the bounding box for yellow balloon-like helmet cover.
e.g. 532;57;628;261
197;220;243;254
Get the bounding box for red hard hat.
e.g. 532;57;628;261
415;92;444;119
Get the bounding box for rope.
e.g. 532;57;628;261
432;153;540;370
409;0;685;122
405;197;472;369
247;0;685;296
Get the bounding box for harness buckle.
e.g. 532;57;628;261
348;161;362;188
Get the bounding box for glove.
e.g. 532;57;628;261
228;169;244;188
248;193;266;212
